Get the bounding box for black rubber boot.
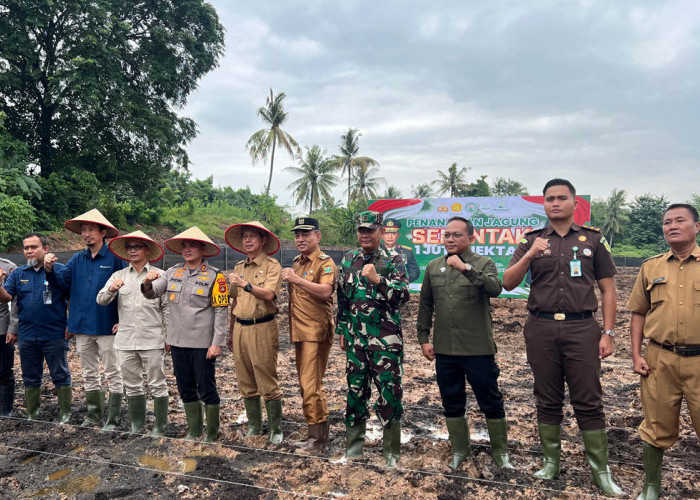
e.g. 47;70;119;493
0;384;15;417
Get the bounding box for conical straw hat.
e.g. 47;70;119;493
165;226;220;257
65;208;119;238
108;230;164;263
224;221;280;255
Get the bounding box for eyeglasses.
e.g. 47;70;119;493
126;245;146;251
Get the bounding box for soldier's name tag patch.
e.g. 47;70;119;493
653;276;666;284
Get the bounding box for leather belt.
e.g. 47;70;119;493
236;314;276;326
650;339;700;357
530;311;593;321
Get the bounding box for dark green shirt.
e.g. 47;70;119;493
417;249;502;356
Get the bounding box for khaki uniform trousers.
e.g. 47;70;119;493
295;341;331;425
640;342;700;449
233;319;282;401
76;334;123;393
116;349;168;398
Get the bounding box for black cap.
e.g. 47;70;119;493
292;217;320;231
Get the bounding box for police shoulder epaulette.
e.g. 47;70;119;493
582;225;601;232
318;253;330;260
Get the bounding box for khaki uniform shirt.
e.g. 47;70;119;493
508;224;616;313
417;249;502;356
0;257;17;335
97;262;169;350
230;254;282;320
289;247;337;343
627;244;700;345
142;260;229;348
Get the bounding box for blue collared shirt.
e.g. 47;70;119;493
3;263;68;341
47;245;126;335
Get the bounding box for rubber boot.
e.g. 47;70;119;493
382;419;401;468
266;399;284;444
56;385;72;424
582;429;624;496
25;387;41;420
101;392;123;431
204;404;220;443
445;416;472;469
534;422;561;479
127;394;146;433
151;396;168;437
345;421;366;458
82;390;105;426
637;442;663;500
183;401;203;440
243;397;262;436
304;420;329;453
0;385;14;416
486;418;514;469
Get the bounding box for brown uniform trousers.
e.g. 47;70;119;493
628;245;700;449
230;254;283;401
290;248;337;425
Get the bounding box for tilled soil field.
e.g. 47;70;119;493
1;267;698;499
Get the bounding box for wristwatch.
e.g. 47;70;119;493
603;329;616;338
244;283;253;293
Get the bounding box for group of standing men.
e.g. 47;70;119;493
0;177;698;500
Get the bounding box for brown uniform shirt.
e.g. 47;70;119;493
508;224;616;313
627;244;700;345
230;253;282;320
289;247;337;344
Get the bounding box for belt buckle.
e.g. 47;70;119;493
554;313;566;321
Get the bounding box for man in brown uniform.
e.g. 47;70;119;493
225;221;284;444
503;178;622;496
281;217;337;453
628;203;700;500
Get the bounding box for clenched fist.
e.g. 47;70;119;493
361;263;381;285
526;237;549;259
143;269;160;285
109;279;125;292
446;255;467;272
44;253;58;272
281;268;299;284
228;273;248;289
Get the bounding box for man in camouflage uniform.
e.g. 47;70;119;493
336;211;410;467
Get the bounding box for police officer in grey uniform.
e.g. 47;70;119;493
0;256;17;416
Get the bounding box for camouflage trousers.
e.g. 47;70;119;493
345;346;403;427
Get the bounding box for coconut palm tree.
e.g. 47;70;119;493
246;89;302;196
382;185;402;199
432;162;470;197
349;165;385;205
285;145;337;213
491;177;528;196
411;183;433;198
332;128;379;206
601;188;627;247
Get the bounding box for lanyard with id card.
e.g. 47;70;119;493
570;246;582;277
42;280;52;305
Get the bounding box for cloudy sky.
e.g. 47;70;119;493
182;0;700;212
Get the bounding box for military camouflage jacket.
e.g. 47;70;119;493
335;245;410;351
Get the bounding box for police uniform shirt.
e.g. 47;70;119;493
627;243;700;345
290;247;337;343
230;253;282;320
508;224;616;313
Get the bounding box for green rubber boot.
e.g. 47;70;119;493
637;442;663;500
204;404;220;443
534;423;561;480
127;394;146;433
266;399;284;444
382;419;401;468
486;418;514;469
56;385;72;424
582;429;624;496
445;416;472;469
345;421;367;458
183;401;203;440
243;397;262;436
82;390;105;426
101;392;123;431
151;396;168;437
25;387;41;421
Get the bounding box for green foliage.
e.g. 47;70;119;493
285;145;338;213
618;193;668;253
432;163;470;197
0;194;35;250
349;165;385;206
459;175;491;197
382;186;402;199
611;243;663;259
590;199;607;228
411;183;433;198
331;128;379;206
0;146;42;200
33;170;101;231
601;188;627;246
491;177;528;196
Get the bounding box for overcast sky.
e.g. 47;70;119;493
181;0;700;212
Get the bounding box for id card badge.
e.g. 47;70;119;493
570;259;582;277
42;280;52;304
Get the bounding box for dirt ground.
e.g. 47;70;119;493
1;267;699;499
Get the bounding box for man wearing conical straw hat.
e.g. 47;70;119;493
141;226;228;443
44;208;127;431
97;231;170;436
224;221;284;444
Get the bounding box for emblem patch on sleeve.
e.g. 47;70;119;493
211;273;229;307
